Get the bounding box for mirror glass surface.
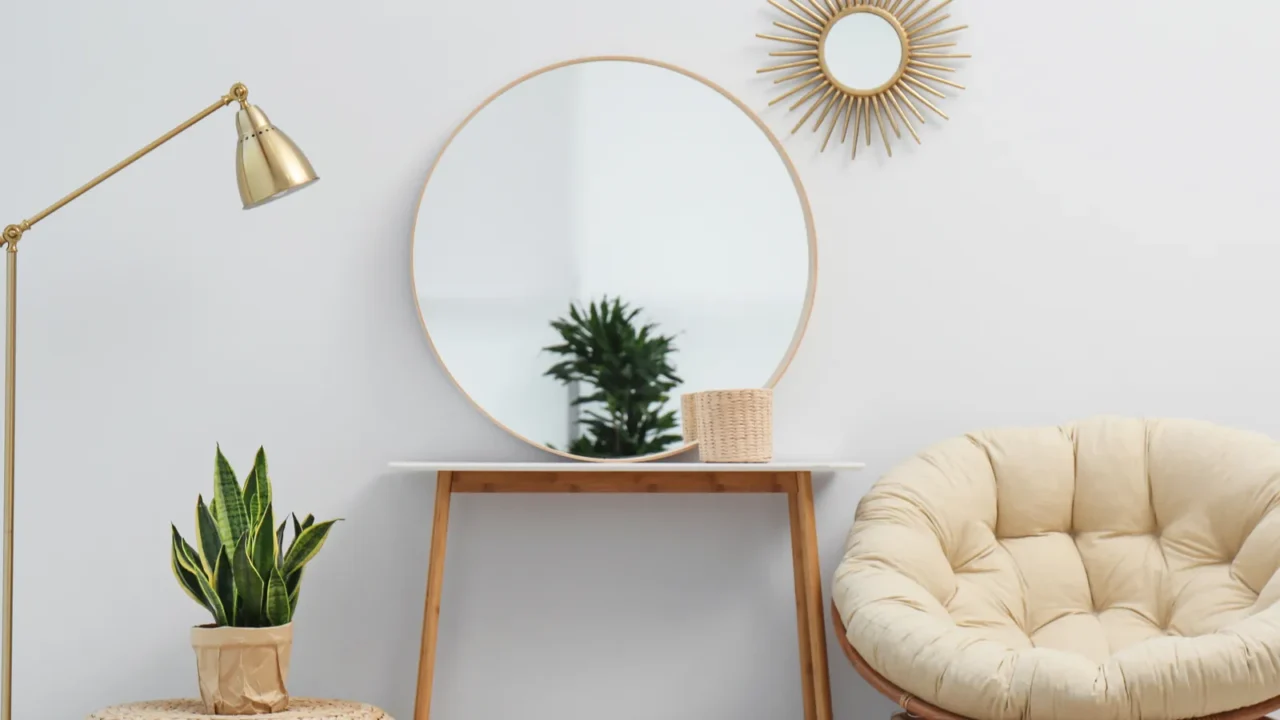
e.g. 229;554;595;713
413;59;812;461
822;12;905;92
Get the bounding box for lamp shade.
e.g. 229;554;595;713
235;104;318;209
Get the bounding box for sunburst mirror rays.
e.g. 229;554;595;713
756;0;970;159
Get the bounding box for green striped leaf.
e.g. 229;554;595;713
288;513;302;558
252;503;277;583
265;565;291;627
213;446;249;555
275;519;287;563
192;557;227;626
286;514;315;559
242;467;261;528
254;448;270;495
280;519;340;577
232;533;264;627
194;495;221;576
172;533;211;613
212;546;237;626
242;447;271;531
286;568;304;614
285;567;303;595
171;525;205;580
178;525;227;626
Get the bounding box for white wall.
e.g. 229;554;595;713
3;2;1280;719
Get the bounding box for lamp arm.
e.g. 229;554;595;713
0;80;250;720
1;82;250;248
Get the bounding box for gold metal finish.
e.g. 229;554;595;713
756;0;969;158
1;247;14;720
408;56;820;464
235;105;319;209
0;82;316;720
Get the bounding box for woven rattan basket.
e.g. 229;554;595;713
691;389;773;463
681;393;700;443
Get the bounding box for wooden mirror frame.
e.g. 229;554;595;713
410;56;819;463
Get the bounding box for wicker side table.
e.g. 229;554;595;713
87;699;392;719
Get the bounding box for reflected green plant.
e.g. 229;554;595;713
543;297;682;458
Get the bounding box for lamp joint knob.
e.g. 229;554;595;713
2;223;28;250
227;83;249;108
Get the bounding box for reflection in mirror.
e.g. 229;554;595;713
544;297;683;458
822;11;905;93
413;59;814;461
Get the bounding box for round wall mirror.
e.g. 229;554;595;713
758;0;970;158
412;57;816;462
821;9;907;94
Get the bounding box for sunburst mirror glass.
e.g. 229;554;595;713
413;58;816;462
824;12;904;91
758;0;970;158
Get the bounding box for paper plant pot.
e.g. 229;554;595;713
190;623;293;715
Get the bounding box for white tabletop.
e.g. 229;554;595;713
388;461;864;472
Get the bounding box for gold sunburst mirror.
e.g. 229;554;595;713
757;0;969;158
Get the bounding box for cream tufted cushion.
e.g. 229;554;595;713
832;417;1280;720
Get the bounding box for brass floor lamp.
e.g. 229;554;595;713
0;82;318;720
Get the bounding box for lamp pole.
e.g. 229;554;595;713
0;82;317;720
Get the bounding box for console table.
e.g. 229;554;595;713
387;461;864;720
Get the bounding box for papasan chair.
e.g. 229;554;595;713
832;417;1280;720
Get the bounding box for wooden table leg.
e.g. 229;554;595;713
788;473;819;720
790;471;833;720
414;471;454;720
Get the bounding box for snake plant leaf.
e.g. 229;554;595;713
287;513;312;559
232;532;265;627
212;546;237;626
173;526;224;624
265;565;291;627
213;446;249;555
174;447;341;628
288;513;301;557
193;560;227;626
252;503;277;583
254;447;269;493
242;467;262;530
276;519;287;563
281;519;340;577
171;525;205;580
242;447;271;531
194;495;221;576
286;568;303;614
171;530;211;612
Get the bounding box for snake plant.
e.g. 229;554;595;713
171;446;339;627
